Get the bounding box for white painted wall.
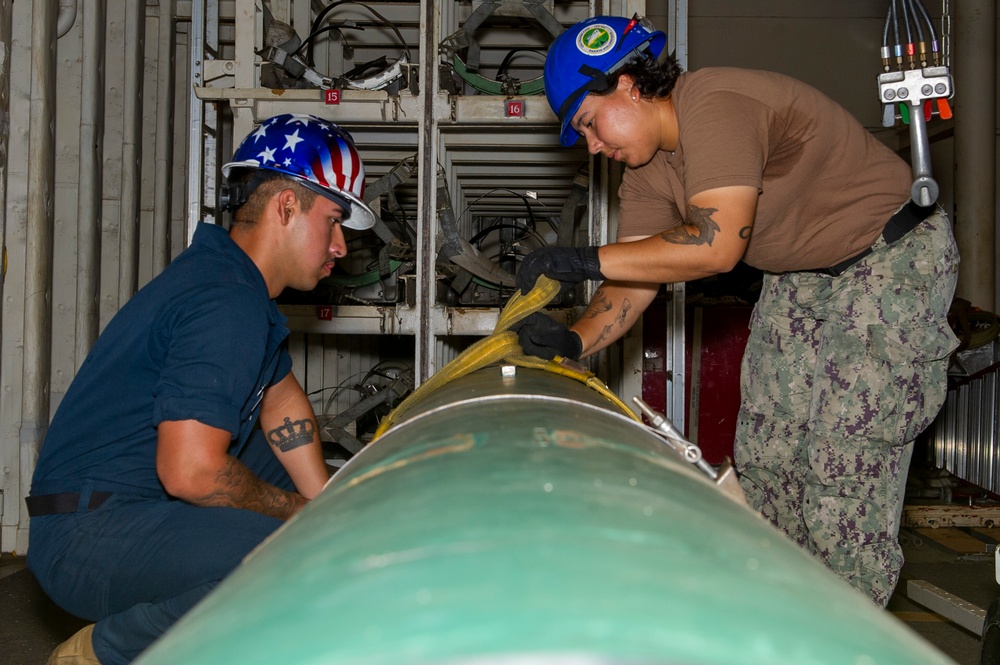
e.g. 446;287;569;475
0;2;188;554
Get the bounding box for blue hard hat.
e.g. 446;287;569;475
544;16;667;147
222;113;376;230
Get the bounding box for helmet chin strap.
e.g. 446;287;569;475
219;170;270;212
556;43;655;124
557;64;611;121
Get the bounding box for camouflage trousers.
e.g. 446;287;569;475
735;208;960;606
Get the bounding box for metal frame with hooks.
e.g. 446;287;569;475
184;0;688;431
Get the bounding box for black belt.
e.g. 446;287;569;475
25;491;113;517
810;201;934;277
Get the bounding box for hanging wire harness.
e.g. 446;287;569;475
440;0;563;96
878;0;954;206
260;1;411;93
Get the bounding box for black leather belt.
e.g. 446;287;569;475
25;491;112;517
810;201;934;277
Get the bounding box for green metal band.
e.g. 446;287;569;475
452;54;545;96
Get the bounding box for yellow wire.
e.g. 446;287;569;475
371;274;639;441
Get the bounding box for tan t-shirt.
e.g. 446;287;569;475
617;67;913;273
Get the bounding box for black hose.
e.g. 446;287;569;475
907;0;925;44
899;0;913;50
304;1;411;67
294;24;363;60
469;222;546;249
890;0;902;52
459;188;539;231
494;48;545;81
911;0;938;46
882;4;893;49
306;0;351;65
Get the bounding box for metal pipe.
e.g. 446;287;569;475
0;0;12;553
137;366;954;665
152;1;175;274
0;0;11;281
74;0;106;367
22;0;57;472
186;0;206;241
953;0;997;312
414;0;440;385
907;99;940;206
118;1;145;305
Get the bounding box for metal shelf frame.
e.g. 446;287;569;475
185;0;687;429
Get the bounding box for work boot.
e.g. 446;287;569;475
47;624;102;664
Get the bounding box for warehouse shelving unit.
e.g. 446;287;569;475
186;0;686;445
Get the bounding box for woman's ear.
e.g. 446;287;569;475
617;74;640;102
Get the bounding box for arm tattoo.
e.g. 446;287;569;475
198;457;304;520
266;416;316;453
616;299;632;327
659;205;722;246
739;225;752;240
581;288;613;320
595;299;633;345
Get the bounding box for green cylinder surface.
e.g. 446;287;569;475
136;365;955;665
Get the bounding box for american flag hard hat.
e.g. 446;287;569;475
222;113;376;230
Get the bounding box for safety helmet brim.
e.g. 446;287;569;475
221;162;377;231
334;188;377;231
222;160;377;231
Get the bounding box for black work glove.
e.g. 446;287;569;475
516;246;604;295
511;312;583;361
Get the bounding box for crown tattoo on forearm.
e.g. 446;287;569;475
266;416;315;452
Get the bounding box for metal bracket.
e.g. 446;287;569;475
633;397;715;479
630;396;749;506
878;66;952;106
877;66;953;206
322;376;412;454
907;579;986;635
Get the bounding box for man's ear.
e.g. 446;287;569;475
276;188;298;226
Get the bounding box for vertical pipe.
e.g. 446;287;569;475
153;0;175;273
186;0;205;242
75;0;106;367
22;0;57;466
0;0;12;277
415;0;440;386
953;0;997;312
118;1;145;306
667;0;688;430
987;373;998;493
969;382;982;485
956;385;969;477
0;0;14;556
667;0;689;70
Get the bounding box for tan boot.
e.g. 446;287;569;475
47;624;102;665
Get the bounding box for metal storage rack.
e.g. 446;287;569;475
186;0;686;444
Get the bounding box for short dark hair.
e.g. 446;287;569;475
232;173;318;226
599;52;684;101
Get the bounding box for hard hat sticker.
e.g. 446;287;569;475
576;24;616;56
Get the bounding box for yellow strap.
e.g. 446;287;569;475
371;275;639;441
